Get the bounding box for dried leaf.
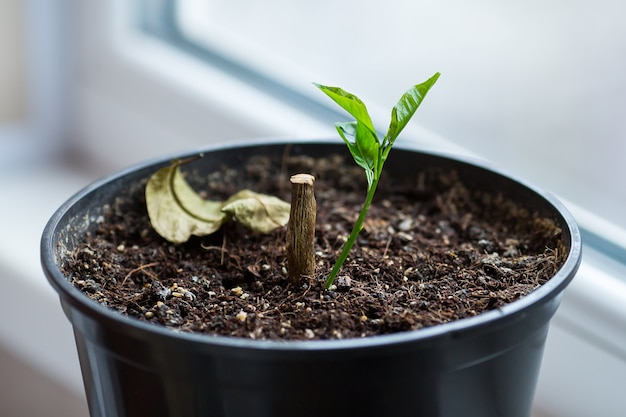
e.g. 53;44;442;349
146;159;290;243
146;160;227;243
222;190;291;234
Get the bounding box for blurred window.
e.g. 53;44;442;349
139;0;626;245
0;1;27;123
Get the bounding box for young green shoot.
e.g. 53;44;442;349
315;72;440;289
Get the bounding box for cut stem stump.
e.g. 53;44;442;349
287;174;316;283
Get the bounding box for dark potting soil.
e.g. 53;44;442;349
61;153;567;340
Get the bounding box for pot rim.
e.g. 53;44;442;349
41;137;582;352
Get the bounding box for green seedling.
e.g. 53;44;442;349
315;72;440;289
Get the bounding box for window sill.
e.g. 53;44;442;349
0;161;97;397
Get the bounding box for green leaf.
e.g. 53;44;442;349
146;161;227;243
385;72;440;148
336;121;377;188
146;159;291;243
221;190;291;234
314;83;378;139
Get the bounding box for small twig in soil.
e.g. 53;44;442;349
382;236;393;259
121;262;159;286
201;234;229;265
286;173;316;283
221;233;227;265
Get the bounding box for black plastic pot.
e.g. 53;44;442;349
41;139;582;417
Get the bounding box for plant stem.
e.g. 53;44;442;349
324;175;381;289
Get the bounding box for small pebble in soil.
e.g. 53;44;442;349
236;311;247;322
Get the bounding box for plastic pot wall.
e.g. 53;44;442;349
41;139;582;417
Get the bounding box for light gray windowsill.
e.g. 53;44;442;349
0;160;97;402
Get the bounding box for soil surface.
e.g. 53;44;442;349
61;153;566;340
